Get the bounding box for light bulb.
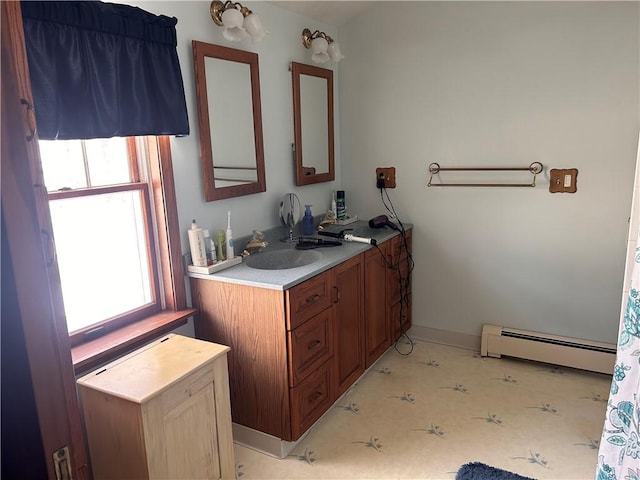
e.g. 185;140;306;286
311;37;329;63
221;8;246;42
328;41;344;63
244;12;265;43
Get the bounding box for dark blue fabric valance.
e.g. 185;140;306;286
21;1;189;140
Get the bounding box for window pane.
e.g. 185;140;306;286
49;190;153;333
85;138;131;186
39;140;87;191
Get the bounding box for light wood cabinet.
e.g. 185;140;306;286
77;334;234;480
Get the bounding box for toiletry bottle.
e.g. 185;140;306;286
302;205;314;235
330;191;337;218
203;229;212;265
216;230;226;261
336;190;346;220
226;211;234;259
204;229;217;264
188;220;207;267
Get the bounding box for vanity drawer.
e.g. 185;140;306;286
288;308;334;387
289;360;334;441
286;270;333;330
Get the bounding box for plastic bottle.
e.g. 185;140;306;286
302;205;314;235
188;220;207;267
226;211;234;260
203;229;217;264
330;192;337;218
216;231;226;261
336;190;346;220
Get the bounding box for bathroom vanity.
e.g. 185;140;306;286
189;222;412;457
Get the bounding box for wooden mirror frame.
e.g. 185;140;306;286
291;62;335;186
193;41;266;201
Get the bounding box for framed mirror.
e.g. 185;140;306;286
193;41;266;201
291;62;334;186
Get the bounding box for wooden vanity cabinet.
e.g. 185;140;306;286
192;254;364;443
191;232;410;445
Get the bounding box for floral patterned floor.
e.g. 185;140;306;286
233;339;611;479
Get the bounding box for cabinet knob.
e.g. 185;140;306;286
307;340;321;350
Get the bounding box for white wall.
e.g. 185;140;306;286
131;1;341;244
339;2;640;344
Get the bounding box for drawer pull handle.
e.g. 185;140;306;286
306;293;320;304
307;340;321;350
333;285;340;303
309;391;323;402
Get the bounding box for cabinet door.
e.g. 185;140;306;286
388;231;413;342
333;254;365;397
364;241;391;367
391;293;412;342
154;375;220;479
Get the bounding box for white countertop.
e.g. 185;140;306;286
187;221;410;290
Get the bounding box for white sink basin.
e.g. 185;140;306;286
244;249;322;270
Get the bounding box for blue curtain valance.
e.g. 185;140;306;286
21;1;189;140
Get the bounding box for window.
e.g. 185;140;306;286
39;137;176;348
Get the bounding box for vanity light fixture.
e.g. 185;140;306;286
301;28;344;64
210;0;266;43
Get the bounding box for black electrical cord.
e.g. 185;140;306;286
376;187;415;356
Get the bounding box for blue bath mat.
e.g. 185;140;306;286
455;462;536;480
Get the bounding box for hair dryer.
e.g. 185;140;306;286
368;215;400;231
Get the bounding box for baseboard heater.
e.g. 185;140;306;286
480;324;616;375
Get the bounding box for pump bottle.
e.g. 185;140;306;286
302;205;314;235
188;220;207;267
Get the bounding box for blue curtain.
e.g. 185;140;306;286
596;226;640;479
21;1;189;140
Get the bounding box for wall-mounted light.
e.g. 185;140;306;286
210;1;266;43
301;28;344;64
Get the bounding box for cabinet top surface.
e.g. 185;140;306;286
76;334;229;402
188;221;412;290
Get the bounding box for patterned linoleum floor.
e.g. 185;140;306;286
233;339;612;480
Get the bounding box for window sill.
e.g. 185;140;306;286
71;308;197;375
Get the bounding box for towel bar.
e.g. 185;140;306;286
427;162;543;187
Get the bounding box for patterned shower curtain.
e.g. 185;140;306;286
596;137;640;480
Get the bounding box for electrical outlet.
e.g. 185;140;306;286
375;167;396;188
549;168;578;193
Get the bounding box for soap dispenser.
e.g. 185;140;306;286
302;205;314;235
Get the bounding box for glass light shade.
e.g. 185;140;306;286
328;41;344;63
244;13;265;43
311;37;329;63
221;8;246;42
